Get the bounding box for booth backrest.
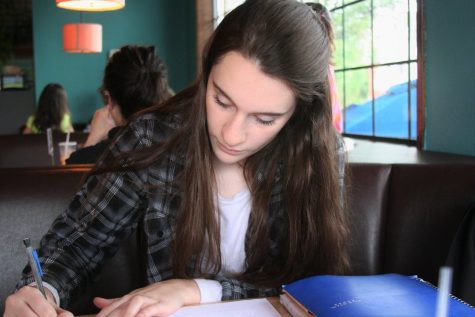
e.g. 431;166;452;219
346;163;392;275
0;166;145;315
0;132;88;168
346;163;475;287
384;164;475;283
1;162;475;314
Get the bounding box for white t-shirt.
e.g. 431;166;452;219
195;189;251;303
49;189;252;306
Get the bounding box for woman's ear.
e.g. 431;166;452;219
106;94;113;107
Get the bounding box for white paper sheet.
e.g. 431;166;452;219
171;298;281;317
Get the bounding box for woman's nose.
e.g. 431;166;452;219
221;114;246;146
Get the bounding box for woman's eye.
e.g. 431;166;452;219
214;95;228;108
256;117;275;126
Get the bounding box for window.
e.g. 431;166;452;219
212;0;419;141
309;0;418;141
213;0;244;27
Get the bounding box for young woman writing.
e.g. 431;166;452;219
4;1;349;316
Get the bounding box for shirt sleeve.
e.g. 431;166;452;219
60;114;73;133
25;115;38;133
28;281;60;306
17;119;151;308
195;277;277;303
213;275;280;300
194;279;222;303
66;140;108;164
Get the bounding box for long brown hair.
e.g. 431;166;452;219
33;83;70;132
98;0;348;287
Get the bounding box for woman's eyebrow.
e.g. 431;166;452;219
212;81;234;104
212;80;288;117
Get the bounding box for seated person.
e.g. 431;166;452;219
66;45;172;164
4;2;348;317
23;83;74;134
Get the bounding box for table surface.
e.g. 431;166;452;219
78;296;291;317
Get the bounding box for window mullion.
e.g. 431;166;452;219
407;0;412;139
371;0;375;137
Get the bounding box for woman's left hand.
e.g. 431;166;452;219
94;279;201;317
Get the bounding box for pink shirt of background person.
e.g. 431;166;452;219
328;65;342;133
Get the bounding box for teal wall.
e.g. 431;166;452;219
32;0;196;123
424;0;475;156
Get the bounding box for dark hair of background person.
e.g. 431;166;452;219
33;83;70;132
102;45;172;119
98;0;349;288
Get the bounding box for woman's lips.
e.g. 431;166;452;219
217;141;242;155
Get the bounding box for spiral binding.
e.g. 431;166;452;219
412;275;475;309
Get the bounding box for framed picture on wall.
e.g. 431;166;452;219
1;75;25;90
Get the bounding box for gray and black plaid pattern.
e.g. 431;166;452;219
19;112;345;306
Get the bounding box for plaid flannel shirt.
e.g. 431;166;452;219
19;112;345;307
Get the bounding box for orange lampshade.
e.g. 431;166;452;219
63;23;102;53
56;0;125;11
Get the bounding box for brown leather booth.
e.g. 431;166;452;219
1;162;475;314
346;163;475;283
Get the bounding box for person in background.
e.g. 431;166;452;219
22;83;74;134
5;1;349;316
307;2;343;133
66;45;173;164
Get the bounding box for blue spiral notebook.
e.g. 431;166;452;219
281;274;475;317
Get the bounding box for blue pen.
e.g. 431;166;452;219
23;238;47;299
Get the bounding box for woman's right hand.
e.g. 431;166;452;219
3;285;73;317
84;106;117;147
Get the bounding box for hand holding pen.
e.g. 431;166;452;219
3;289;73;317
23;237;47;299
2;239;74;317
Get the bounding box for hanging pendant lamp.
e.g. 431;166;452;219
56;0;125;11
63;23;102;53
